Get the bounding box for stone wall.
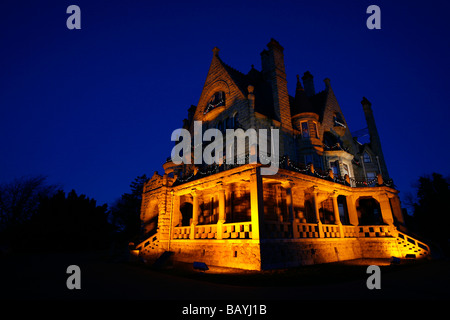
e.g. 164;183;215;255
260;238;362;269
260;237;402;269
168;239;261;270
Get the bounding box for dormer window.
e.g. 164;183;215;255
333;112;346;128
204;91;225;114
363;152;372;163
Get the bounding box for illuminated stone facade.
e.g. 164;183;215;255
135;39;429;270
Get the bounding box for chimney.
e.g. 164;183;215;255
302;71;315;97
361;97;389;178
187;105;196;123
260;38;292;131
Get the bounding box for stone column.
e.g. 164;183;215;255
390;194;406;230
275;185;282;218
331;191;344;238
190;189;199;240
346;195;359;226
216;184;226;239
377;193;394;226
282;181;294;238
312;187;324;237
250;167;264;240
172;194;182;228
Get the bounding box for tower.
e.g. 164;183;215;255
361;97;389;179
260;39;293;131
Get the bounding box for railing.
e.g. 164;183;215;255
194;224;217;239
322;224;341;238
357;225;394;238
136;233;158;251
265;221;397;240
396;230;430;258
172;221;253;240
171;222;428;256
173;226;191;239
343;225;395;238
221;221;252;239
265;221;291;239
295;222;320;239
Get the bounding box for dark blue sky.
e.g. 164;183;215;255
1;0;449;207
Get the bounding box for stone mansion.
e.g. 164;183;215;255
133;39;429;270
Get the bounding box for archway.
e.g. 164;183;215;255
180;202;193;226
319;198;335;224
337;195;350;225
356;197;383;225
304;199;316;223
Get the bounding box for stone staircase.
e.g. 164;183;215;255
395;230;430;259
135;232;159;255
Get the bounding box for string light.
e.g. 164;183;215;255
175;153;394;188
203;99;225;114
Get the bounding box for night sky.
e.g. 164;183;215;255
1;0;449;208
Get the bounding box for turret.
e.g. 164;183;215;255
361;97;389;178
260;39;293;131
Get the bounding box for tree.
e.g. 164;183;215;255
408;173;450;256
0;175;112;252
27;189;112;251
109;174;148;243
0;175;57;243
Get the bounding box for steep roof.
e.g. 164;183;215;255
202;50;331;124
308;90;328;121
291;75;316;116
218;58;276;118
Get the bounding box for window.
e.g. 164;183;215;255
305;154;313;165
363;152;372;163
313;122;319;138
333;113;346;127
313;154;323;170
301;121;310;138
330;161;340;175
204;91;225;114
366;172;377;186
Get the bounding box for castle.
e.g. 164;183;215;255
133;39;429;270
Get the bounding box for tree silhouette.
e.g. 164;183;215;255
407;173;450;257
0;176;112;252
109;174;148;244
30;189;112;251
0;175;57;248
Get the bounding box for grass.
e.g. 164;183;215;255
144;258;426;287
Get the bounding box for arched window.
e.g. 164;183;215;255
204;91;226;114
363;152;372;163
